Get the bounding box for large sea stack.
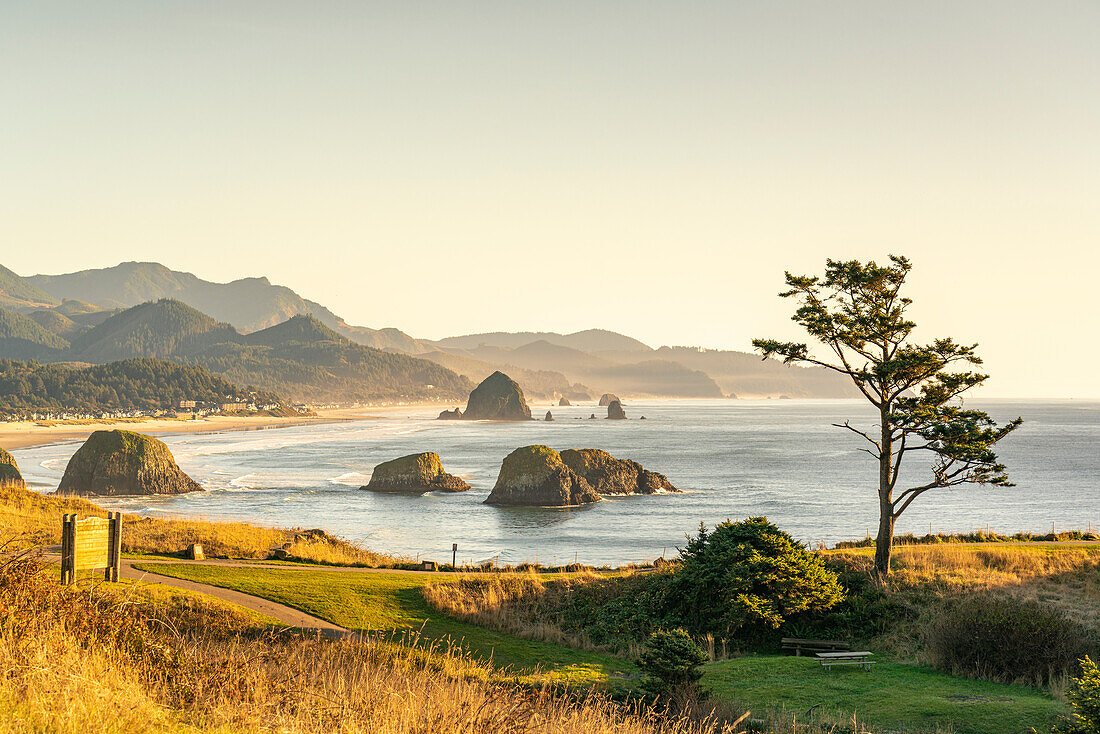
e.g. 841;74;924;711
362;452;470;493
598;393;620;407
461;371;532;421
484;445;601;506
0;448;25;490
607;399;626;419
560;449;678;495
56;430;203;497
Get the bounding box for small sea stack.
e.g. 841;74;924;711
438;407;463;420
560;449;678;495
484;445;600;507
460;371;532;421
56;430;203;497
558;396;571;406
545;411;554;421
362;452;470;493
607;399;626;420
0;448;25;490
598;393;620;407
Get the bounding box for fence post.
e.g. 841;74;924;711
60;514;72;585
106;512;122;582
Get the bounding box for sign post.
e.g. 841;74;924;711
60;513;122;584
452;542;458;568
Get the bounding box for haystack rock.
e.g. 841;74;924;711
56;430;202;497
484;445;601;506
560;449;678;495
607;400;626;420
362;452;470;493
598;393;620;407
462;371;532;421
438;407;463;420
545;411;554;422
558;397;571;406
0;448;25;490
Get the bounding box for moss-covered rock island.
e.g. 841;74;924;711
55;430;203;497
0;447;25;490
459;371;532;421
560;448;678;495
361;452;470;493
484;445;600;506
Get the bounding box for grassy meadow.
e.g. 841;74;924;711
3;484;1098;732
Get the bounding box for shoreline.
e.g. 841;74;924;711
0;403;459;451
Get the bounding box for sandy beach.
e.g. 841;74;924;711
0;404;460;451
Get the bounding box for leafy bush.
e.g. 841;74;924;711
666;518;844;639
1052;657;1100;734
924;594;1096;684
637;628;709;696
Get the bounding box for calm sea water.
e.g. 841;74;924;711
13;399;1099;566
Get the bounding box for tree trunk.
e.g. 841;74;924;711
875;405;894;578
874;496;895;577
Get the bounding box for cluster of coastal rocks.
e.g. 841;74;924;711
359;445;679;507
438;372;640;422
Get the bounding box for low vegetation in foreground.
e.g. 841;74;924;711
2;550;751;734
3;483;1099;733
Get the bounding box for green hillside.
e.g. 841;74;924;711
71;299;236;361
0;358;278;417
188;315;472;403
0;306;71;360
0;264;58;309
64;303;472;404
27;309;84;340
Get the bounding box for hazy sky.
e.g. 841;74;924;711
2;2;1098;398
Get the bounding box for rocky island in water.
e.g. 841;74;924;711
361;452;470;493
55;430;203;497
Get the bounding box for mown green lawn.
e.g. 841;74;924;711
136;563;1065;734
134;563;633;687
704;655;1063;734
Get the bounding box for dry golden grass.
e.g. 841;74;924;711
0;484;403;567
0;552;748;734
421;570;652;656
829;543;1100;631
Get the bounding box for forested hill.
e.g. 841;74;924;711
0;265;58;310
0;307;70;361
15;299;473;404
0;359;280;418
70;299;237;361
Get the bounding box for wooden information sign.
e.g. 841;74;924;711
61;513;122;584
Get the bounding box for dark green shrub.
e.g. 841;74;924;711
667;517;845;639
560;571;674;649
924;594;1096;684
637;628;709;696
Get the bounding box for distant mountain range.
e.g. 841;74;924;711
0;261;857;402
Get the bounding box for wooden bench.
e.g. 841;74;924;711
816;651;875;671
781;637;851;656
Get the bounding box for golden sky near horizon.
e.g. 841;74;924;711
1;2;1098;398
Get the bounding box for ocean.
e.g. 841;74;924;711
13;399;1099;567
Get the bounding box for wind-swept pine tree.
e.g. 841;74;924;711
753;256;1021;576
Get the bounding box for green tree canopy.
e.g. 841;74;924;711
753;256;1021;575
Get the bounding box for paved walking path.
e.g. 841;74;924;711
120;559;349;634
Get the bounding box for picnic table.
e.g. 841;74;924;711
816;651;875;671
781;637;851;656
